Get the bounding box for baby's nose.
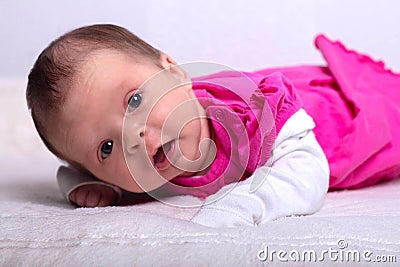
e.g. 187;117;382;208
123;126;145;155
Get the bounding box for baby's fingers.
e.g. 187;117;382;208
97;187;118;207
72;187;92;207
85;189;102;207
69;184;118;207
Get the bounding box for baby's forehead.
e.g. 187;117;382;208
63;50;146;116
84;48;141;66
74;49;148;83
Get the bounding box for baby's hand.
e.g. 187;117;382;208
69;184;119;207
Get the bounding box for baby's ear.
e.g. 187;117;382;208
160;54;189;83
160;53;177;68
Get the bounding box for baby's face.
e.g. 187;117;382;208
53;50;213;192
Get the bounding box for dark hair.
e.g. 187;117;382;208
26;24;161;168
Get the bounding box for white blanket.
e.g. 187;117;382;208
1;80;399;266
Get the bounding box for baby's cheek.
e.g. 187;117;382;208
181;124;202;158
96;154;135;192
115;167;144;193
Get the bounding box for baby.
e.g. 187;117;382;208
27;24;400;227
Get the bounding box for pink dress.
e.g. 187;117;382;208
256;35;400;189
167;34;400;197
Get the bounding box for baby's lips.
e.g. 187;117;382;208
151;140;175;170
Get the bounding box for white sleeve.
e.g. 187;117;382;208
57;165;122;204
191;108;329;227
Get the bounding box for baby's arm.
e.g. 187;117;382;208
191;108;329;227
57;166;122;207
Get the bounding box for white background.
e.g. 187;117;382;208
1;0;399;80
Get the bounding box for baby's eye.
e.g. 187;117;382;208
128;93;142;110
100;140;113;159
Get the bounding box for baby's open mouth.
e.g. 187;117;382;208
153;140;175;170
